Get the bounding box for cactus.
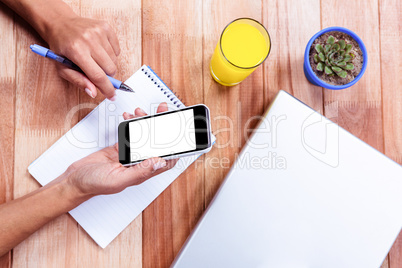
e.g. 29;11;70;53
313;35;355;78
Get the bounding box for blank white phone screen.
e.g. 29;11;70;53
129;109;196;162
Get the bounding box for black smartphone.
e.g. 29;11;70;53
118;104;212;166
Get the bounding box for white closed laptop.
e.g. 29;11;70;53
172;90;402;268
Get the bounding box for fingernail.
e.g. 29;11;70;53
139;108;146;113
110;95;117;102
85;88;94;98
153;159;167;171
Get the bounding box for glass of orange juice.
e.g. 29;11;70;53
210;18;271;86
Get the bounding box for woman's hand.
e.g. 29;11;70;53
65;143;177;197
46;15;120;100
65;102;178;198
1;0;121;100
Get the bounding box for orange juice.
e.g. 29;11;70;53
210;18;271;86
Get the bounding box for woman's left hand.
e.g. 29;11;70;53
65;102;178;198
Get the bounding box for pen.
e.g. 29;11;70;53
30;44;134;93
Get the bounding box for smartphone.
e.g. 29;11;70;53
118;104;212;166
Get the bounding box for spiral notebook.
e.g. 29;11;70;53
28;65;214;248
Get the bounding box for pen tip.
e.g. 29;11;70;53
120;83;135;93
30;45;33;50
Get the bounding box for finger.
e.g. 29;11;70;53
122;112;135;120
104;143;120;162
157;102;168;113
119;157;168;186
56;64;97;98
148;158;179;177
71;54;116;100
166;158;179;169
134;108;147;117
113;143;119;151
104;22;120;56
91;46;117;76
123;108;147;120
98;33;118;65
103;41;118;64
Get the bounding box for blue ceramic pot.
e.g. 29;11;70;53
303;27;368;90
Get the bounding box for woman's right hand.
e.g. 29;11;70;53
46;15;120;100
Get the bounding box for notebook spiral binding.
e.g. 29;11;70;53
141;67;184;108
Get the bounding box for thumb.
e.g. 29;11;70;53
119;157;167;186
56;64;98;98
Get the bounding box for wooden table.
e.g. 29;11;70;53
0;0;400;267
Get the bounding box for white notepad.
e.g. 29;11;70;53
28;65;214;248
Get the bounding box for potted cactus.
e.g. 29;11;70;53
304;27;368;90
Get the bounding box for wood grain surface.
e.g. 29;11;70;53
0;0;400;267
0;3;15;267
203;0;266;206
141;1;204;266
12;7;80;268
380;0;402;267
77;1;143;268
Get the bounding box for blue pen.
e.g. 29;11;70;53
30;44;134;93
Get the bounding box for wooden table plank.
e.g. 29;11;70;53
141;1;204;266
321;0;384;151
379;0;402;166
321;1;392;267
264;0;322;111
379;0;402;267
203;0;265;209
0;3;15;268
77;1;142;267
11;0;81;266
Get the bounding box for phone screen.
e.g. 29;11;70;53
128;109;196;162
119;105;211;165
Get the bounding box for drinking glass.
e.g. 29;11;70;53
210;18;271;86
